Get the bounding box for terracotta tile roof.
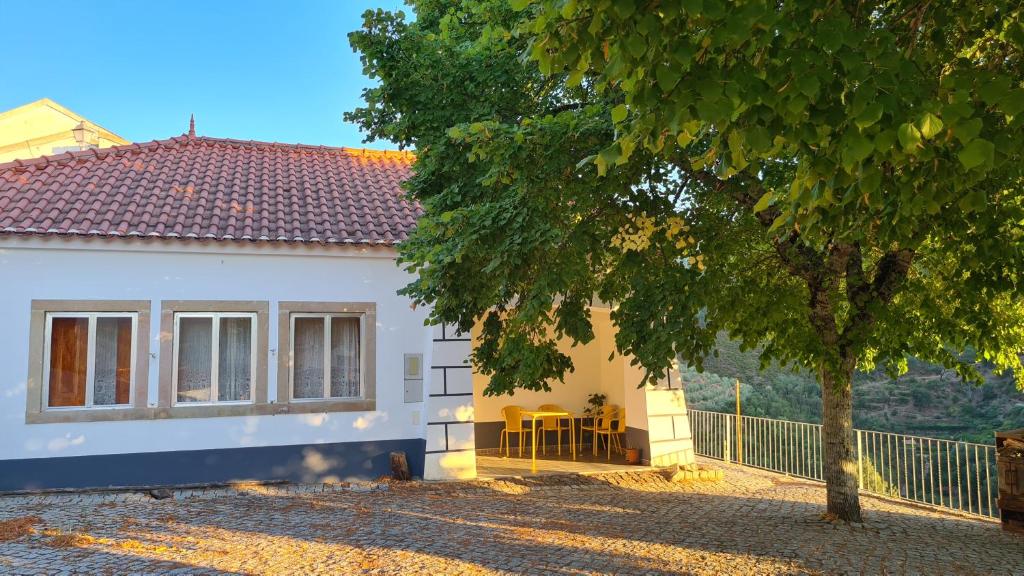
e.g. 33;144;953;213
0;135;419;245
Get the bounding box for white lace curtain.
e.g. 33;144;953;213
218;317;252;402
330;317;360;398
177;317;212;403
293;317;325;399
93;317;131;405
177;316;252;403
292;316;360;399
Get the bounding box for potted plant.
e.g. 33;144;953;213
583;393;607;417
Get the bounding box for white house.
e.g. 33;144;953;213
0;132;694;491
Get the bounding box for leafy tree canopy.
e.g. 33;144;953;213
349;0;1024;395
349;0;1023;521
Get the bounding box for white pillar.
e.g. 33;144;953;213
423;323;477;480
643;366;696;467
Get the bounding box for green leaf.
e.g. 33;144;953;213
560;0;577;19
897;123;921;151
796;74;820;100
844;133;874;164
958;189;987;211
859;169;881;195
854;102;884;129
746;125;771;152
611;104;628;123
509;0;532;11
618;136;636;164
957;139;995;170
677;131;694;148
625;35;647;58
978;76;1011;106
597;145;620;176
728;130;748;171
917;113;944;140
874;129;896;153
999;89;1024;117
752;191;773;213
953;118;983;144
656;63;682;92
613;0;637;19
941;101;973;122
680;0;701;12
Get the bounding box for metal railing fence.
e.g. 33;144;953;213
689;409;999;518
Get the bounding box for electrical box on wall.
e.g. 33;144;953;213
403;353;423;403
404;353;423;379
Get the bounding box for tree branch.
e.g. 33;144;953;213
840;247;916;354
543;101;587;116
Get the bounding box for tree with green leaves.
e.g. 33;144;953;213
348;0;1024;521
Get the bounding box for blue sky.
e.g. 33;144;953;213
0;0;407;148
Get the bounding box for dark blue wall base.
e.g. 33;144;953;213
0;438;426;492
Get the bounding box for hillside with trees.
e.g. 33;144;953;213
683;335;1024;444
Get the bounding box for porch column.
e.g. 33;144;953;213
644;368;696;467
423;323;477;480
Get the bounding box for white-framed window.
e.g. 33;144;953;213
172;312;257;405
42;312;138;410
290;313;363;400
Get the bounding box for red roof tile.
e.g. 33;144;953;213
0;135;420;245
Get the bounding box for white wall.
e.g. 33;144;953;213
0;237;432;461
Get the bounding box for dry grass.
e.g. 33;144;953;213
42;528;100;548
119;516;139;530
112;537;178;555
40;528;181;556
280;497;329;513
0;515;42;541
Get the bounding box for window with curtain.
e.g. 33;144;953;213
174;313;255;404
291;314;361;400
45;313;135;409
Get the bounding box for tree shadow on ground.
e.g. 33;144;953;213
23;468;1017;576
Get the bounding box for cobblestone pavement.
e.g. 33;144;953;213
0;459;1021;575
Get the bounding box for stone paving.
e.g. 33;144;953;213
0;458;1021;575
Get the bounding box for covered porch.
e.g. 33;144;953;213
424;308;697;481
468;306;687;478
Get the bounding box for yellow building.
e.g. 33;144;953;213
0;98;128;163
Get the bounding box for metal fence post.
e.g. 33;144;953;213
857;429;864;490
725;416;732;462
735;379;743;464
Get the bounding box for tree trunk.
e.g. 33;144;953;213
820;363;862;522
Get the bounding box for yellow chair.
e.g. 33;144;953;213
537;403;571;456
596;406;627;460
581;405;617;456
498;405;533;457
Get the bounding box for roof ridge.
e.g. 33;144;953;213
0;135;415;173
188;135;415;159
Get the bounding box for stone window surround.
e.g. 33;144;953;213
276;301;376;414
157;300;271;417
25;300;151;424
26;299;377;423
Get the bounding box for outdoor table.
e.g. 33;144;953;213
521;410;576;472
